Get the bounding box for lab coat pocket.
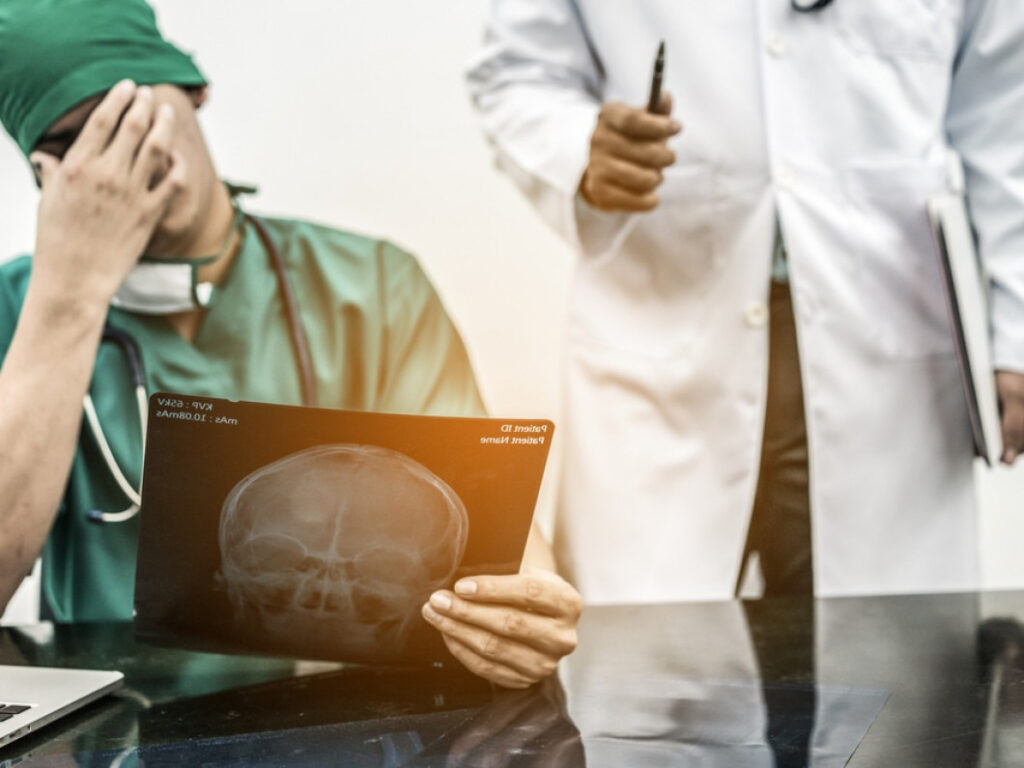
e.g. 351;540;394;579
843;161;954;359
832;0;958;62
569;164;717;360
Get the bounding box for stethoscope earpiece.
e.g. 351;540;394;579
87;506;141;524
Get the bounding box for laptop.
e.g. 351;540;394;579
0;665;123;749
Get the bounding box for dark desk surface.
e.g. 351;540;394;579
3;591;1024;767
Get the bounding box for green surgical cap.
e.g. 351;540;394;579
0;0;207;157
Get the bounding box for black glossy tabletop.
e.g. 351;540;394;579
3;591;1024;767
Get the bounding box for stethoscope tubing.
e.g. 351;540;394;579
248;214;317;409
86;213;315;524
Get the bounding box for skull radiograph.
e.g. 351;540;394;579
218;444;469;659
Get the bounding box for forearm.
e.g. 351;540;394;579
0;83;185;610
521;523;559;574
467;3;604;241
0;285;105;608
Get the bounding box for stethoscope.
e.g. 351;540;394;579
84;213;317;523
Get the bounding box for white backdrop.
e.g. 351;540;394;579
1;1;1021;623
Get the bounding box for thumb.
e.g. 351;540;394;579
28;152;59;189
1001;402;1023;465
151;149;187;209
657;90;674;117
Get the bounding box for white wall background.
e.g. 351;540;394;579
1;0;1022;620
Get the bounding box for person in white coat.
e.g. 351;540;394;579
466;0;1024;603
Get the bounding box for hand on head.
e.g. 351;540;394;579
579;91;681;213
28;80;186;309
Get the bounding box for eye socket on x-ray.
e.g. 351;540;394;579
355;548;425;582
235;535;307;571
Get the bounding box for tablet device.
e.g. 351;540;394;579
928;192;1001;466
134;395;554;665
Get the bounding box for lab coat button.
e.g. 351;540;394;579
744;302;769;328
766;33;788;58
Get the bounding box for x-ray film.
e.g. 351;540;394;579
134;394;553;665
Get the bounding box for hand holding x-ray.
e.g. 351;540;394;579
423;569;582;689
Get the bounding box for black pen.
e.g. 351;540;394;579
647;40;665;113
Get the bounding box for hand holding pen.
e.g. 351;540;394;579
579;41;680;212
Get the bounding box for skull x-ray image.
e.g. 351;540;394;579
218;444;468;659
134;396;552;665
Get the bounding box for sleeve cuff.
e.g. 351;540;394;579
990;281;1024;374
570;193;637;258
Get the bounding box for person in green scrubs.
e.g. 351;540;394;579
0;0;580;690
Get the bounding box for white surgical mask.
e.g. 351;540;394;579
111;259;216;315
111;184;252;315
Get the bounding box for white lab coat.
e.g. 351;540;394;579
467;0;1024;602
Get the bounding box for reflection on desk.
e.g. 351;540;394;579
565;600;885;767
0;622;581;767
2;592;1024;767
66;669;580;767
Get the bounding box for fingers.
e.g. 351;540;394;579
423;600;558;681
107;86;156;167
580;174;660;212
28;152;59;189
450;572;583;620
593;127;676;169
64;80;137;162
131;103;176;189
426;590;578;658
655;90;674;117
423;573;581;688
590;156;663;193
1004;407;1024;465
997;371;1024;465
599;101;681;141
436;631;539;690
583;100;681;212
148;150;187;211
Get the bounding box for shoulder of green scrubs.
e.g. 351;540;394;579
252;216;487;418
0;217;486;628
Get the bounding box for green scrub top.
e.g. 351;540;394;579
0;215;486;623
